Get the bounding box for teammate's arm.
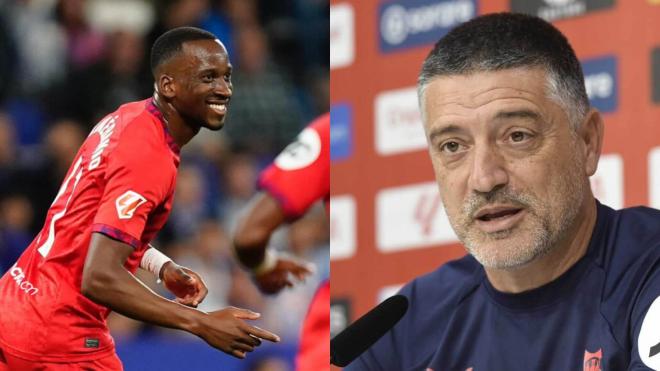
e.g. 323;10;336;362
82;233;280;358
233;192;313;294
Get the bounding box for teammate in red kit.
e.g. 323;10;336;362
233;113;330;371
0;27;279;370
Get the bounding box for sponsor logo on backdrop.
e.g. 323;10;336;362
582;56;618;113
375;86;427;155
652;47;660;104
379;0;477;53
330;298;351;337
330;195;356;260
378;285;404;304
376;182;459;253
331;3;354;69
649;147;660;209
638;296;660;369
590;154;623;209
510;0;615;21
331;103;353;161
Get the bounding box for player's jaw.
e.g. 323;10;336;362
203;96;230;130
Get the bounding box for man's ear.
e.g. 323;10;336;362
579;108;604;177
157;74;176;99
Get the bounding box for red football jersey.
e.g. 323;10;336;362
258;113;330;219
296;280;330;371
0;99;180;362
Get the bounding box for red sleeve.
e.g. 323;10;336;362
92;124;173;248
258;113;330;219
296;280;330;371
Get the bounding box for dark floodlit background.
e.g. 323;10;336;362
0;0;328;370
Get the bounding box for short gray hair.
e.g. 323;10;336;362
417;13;589;130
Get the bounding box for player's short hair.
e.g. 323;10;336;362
418;13;589;130
150;26;218;76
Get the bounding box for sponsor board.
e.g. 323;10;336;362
330;298;351;337
376;182;459;253
510;0;615;21
379;0;477;53
582;56;618;113
649;147;660;209
331;3;355;69
374;86;427;155
590;153;623;209
330;195;357;260
331;103;353;161
378;284;404;304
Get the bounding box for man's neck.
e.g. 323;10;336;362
484;197;598;294
152;93;200;148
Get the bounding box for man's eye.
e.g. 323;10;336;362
441;141;461;153
510;131;529;142
202;75;214;82
224;74;231;82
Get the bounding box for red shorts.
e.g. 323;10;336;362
0;347;123;371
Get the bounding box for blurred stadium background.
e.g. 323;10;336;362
329;0;660;357
0;0;328;370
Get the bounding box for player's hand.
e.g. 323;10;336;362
253;257;315;294
160;262;208;307
197;307;280;359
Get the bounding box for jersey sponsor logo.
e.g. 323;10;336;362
638;295;660;369
274;127;322;171
88;115;117;170
378;0;476;53
583;348;602;371
115;190;147;220
9;264;39;296
331;3;354;69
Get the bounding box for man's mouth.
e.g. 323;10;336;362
473;206;525;233
208;102;227;115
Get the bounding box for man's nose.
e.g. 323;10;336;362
214;80;232;97
467;143;509;194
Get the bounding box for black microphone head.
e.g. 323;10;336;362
330;294;409;367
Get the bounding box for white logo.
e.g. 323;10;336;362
543;0;575;6
374;86;427;155
330;3;355;69
376;182;458;253
638;295;660;369
649;147;660;209
585;72;614;100
274;127;322;171
330;195;356;260
115;190;147;220
381;5;408;45
10;264;38;296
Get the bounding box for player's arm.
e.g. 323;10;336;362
140;245;208;307
233;192;313;294
82;232;280;358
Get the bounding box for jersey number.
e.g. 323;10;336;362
37;157;84;257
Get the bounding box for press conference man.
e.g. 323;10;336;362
346;13;660;370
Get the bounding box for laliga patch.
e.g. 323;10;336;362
274;127;321;171
638;295;660;369
115;190;147;220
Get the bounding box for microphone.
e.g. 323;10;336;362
330;294;409;367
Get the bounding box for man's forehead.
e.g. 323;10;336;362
423;68;550;115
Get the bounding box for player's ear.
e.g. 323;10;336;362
158;74;176;99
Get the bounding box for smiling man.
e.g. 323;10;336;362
0;27;278;370
346;13;660;371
